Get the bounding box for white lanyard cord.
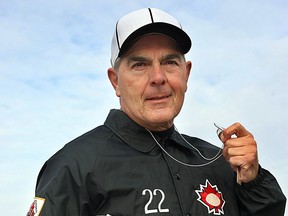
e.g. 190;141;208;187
146;127;224;167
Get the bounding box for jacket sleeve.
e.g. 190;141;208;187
34;153;93;216
236;166;286;216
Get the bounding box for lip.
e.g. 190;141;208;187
146;94;172;101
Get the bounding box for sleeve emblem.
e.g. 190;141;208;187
26;197;45;216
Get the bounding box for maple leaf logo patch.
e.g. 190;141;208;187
195;179;225;215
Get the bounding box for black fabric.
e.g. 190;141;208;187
35;109;286;216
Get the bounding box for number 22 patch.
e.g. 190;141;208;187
142;189;170;214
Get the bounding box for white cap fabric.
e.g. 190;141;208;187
110;8;192;67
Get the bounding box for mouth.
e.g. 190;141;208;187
146;94;172;101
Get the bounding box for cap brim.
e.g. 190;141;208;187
118;22;191;57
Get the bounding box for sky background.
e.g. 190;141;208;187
0;0;287;215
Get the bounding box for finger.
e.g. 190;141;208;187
224;137;257;151
222;142;257;162
223;146;246;158
222;147;246;163
220;122;253;142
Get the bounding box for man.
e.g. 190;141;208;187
28;8;286;216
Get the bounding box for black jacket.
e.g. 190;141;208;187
35;109;286;215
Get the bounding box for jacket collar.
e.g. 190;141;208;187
104;109;192;153
104;109;157;153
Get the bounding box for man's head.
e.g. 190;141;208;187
110;8;191;68
108;8;192;131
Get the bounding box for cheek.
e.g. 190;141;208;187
118;75;132;95
119;77;145;100
170;76;188;94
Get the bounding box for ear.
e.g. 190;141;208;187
186;61;192;81
185;60;192;82
184;61;192;92
107;68;121;97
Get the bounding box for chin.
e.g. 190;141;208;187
149;111;175;124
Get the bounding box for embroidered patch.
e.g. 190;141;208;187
195;179;225;215
26;197;45;216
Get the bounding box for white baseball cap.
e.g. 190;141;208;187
110;8;192;67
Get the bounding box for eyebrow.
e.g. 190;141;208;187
127;56;149;64
161;53;183;62
126;53;183;65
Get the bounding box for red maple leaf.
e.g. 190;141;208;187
195;179;225;215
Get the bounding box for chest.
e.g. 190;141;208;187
90;149;240;216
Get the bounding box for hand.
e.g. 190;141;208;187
219;123;259;184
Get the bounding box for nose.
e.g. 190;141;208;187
149;64;167;86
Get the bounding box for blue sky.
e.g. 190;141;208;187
0;0;287;214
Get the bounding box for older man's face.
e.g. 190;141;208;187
108;34;192;131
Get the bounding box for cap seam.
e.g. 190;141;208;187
148;8;154;23
115;21;120;50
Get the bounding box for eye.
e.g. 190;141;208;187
132;62;147;69
164;60;179;66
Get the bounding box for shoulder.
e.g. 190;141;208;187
36;125;115;184
48;125;114;164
